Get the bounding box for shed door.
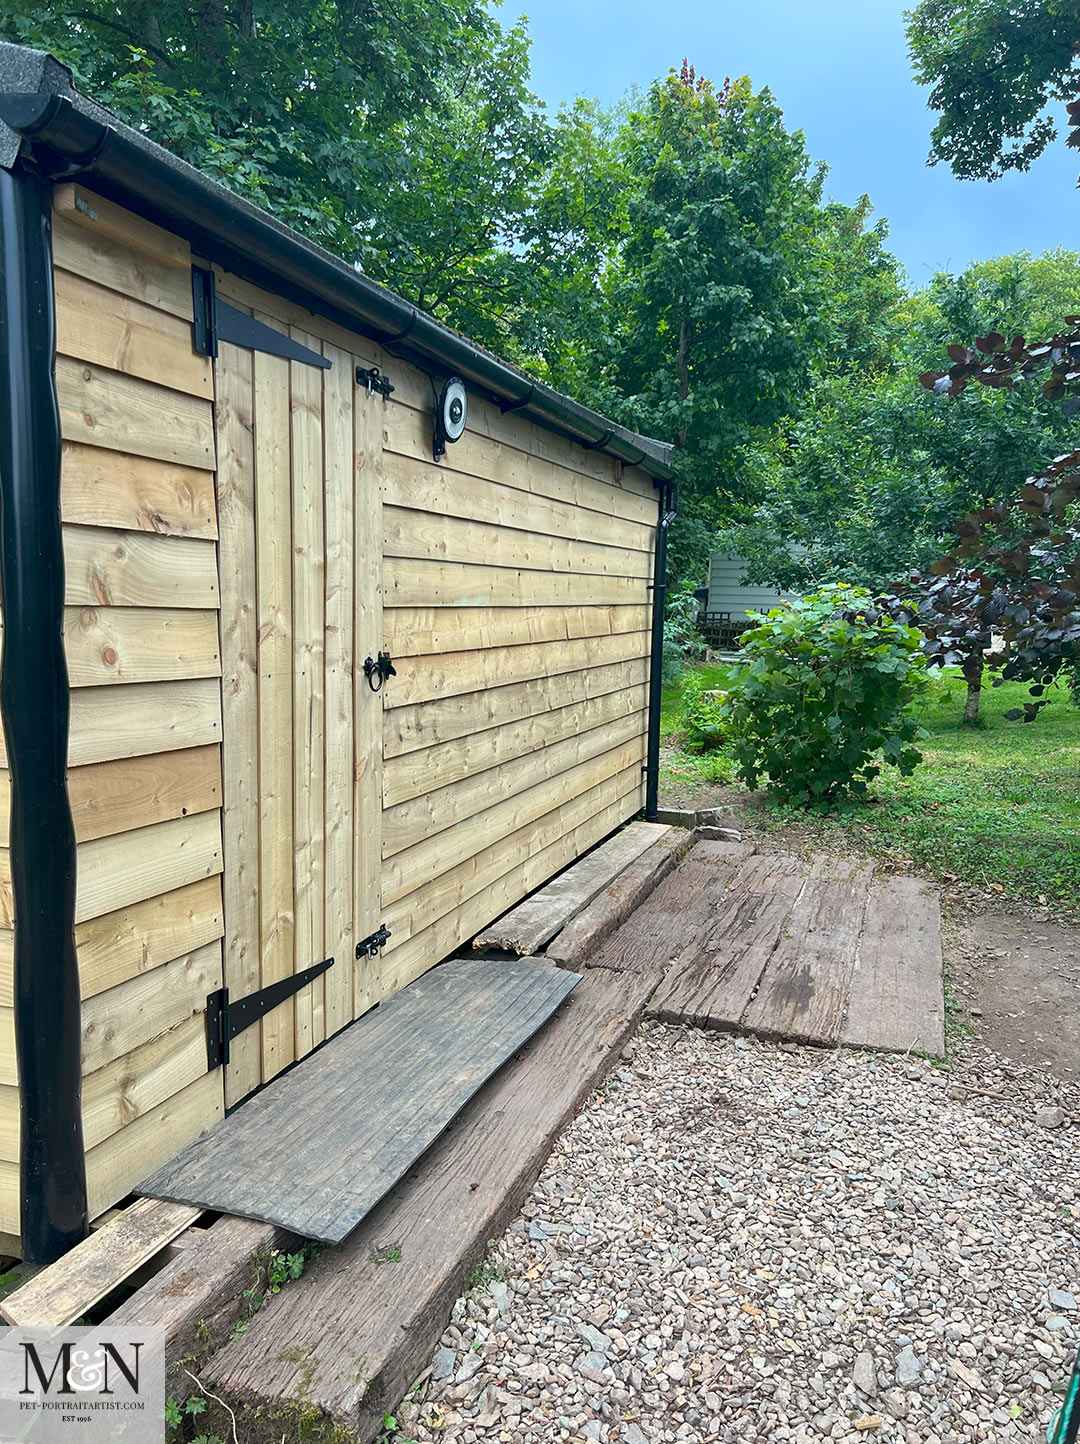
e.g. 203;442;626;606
214;320;384;1108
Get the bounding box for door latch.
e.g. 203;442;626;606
355;366;395;399
356;924;391;961
363;651;395;692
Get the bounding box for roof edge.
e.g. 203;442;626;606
0;52;676;481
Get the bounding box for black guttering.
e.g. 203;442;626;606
644;480;678;823
0;164;88;1264
0;85;676;482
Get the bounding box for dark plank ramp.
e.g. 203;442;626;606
473;821;671;955
648;854;811;1027
741;856;875;1046
138;958;579;1244
198;965;663;1442
841;874;946;1056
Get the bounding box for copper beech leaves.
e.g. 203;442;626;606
904;321;1080;719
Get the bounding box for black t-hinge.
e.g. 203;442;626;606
206;956;335;1070
191;267;331;369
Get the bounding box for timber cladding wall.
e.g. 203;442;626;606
0;180;657;1242
0;187;226;1238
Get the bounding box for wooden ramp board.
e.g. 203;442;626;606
137;958;579;1243
197;964;664;1441
473;821;671;955
840;874;946;1056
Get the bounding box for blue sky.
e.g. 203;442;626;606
521;0;1078;287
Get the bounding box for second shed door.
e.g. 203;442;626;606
214;319;384;1108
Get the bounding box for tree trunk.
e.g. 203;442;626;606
962;652;983;724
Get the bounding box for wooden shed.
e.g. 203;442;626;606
0;44;676;1263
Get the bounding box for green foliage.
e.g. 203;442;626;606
596;66;827;548
718;587;928;806
242;1243;318;1313
907;0;1080;180
661;586;704;683
727;250;1078;593
372;1244;403;1264
679;671;729;752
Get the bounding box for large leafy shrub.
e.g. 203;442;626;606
718;585;928;806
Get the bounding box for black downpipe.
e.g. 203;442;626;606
0;166;88;1263
644;481;678;822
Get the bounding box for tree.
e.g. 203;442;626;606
906;0;1080;180
590;65;827;588
724;251;1077;600
904;320;1080;720
0;0;555;349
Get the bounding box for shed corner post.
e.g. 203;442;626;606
644;479;678;823
0;159;89;1264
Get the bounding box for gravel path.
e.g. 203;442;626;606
391;1025;1080;1444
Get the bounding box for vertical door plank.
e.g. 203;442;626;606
322;343;355;1039
253;322;295;1080
289;330;326;1056
216;342;262;1107
353;375;385;1017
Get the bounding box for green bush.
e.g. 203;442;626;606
718;585;928;807
680;670;730;751
662;585;705;684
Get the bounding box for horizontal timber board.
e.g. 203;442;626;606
63;525;219;609
81;941;222;1075
383;709;646;858
51;212;192;322
57;357;215;471
382;734;645;907
138;959;579;1244
62;443;218;539
383;682;648;807
383;604;649;660
64;745;222;844
65;812;222;926
68;680;221;767
387;629;649;709
383;557;646;610
375;781;643;1002
382;407;658;528
382;455;654;555
85;1072;223;1222
55;267;212;400
383;506;651;581
82;1015;209;1152
65;606;221;687
385;656;649;757
54;185;191;274
75;876;224;1002
0;1086;15;1161
382;765;643;953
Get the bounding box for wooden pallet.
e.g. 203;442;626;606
2;1196;207;1327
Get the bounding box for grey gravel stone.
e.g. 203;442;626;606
489;1280;510;1316
392;1023;1080;1443
1037;1104;1067;1128
431;1347;455;1381
852;1349;877;1395
896;1345;922;1387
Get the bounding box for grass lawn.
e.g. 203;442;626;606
660;663;1080;911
